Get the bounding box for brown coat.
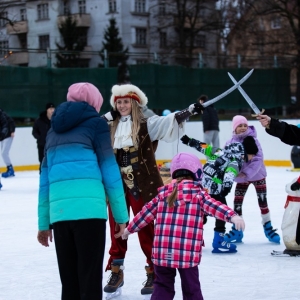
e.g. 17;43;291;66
133;123;164;203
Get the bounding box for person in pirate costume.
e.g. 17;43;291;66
102;84;203;297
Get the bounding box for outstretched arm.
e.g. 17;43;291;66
257;114;300;146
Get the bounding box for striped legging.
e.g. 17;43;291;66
234;178;269;216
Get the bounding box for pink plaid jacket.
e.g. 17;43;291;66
127;180;236;268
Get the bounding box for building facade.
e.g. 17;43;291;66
0;0;218;67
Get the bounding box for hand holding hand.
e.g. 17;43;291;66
114;223;127;238
180;135;191;145
121;228;131;240
231;215;245;231
37;230;53;247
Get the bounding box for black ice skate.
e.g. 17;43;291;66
141;266;154;300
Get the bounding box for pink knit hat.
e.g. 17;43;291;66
67;82;103;113
232;115;248;132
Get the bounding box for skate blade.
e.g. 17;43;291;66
105;287;122;299
212;248;237;254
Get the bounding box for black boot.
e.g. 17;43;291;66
141;266;155;295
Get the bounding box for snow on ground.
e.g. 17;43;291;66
0;168;299;300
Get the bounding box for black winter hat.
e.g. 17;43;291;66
242;136;258;156
46;102;55;110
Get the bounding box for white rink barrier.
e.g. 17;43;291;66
0;119;299;171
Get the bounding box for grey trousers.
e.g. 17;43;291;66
1;137;13;166
203;130;220;148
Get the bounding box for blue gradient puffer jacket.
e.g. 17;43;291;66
38;101;128;230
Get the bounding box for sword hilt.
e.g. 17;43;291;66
251;108;265;117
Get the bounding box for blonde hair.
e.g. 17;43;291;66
166;176;194;207
110;99;145;148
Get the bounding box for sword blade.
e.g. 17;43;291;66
202;68;254;108
227;72;261;115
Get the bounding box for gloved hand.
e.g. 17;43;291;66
193;102;205;114
180;135;191;145
291;181;300;191
104;108;120;121
188;103;205;115
231;215;245;231
220;186;231;198
122;228;131;240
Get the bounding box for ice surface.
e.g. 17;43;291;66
0;168;299;300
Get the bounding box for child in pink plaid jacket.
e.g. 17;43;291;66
120;152;245;300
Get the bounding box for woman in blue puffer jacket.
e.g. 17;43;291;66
37;82;129;300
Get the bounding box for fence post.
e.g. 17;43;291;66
237;54;241;68
104;49;109;68
198;53;203;68
47;48;51;68
273;55;278;68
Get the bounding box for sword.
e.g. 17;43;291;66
202;68;254;108
227;72;265;117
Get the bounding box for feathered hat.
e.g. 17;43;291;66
110;84;148;108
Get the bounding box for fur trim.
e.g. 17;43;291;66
110;84;148;108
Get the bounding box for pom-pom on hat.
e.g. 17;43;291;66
110;84;148;108
67;82;103;113
242;136;258;156
232;115;248;133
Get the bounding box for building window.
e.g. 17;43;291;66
159;32;167;48
196;34;206;48
37;4;49;20
39;35;50;50
18;34;27;49
78;0;86;14
108;0;117;13
135;28;147;45
78;28;88;46
0;11;8;27
271;16;281;29
158;2;166;15
63;2;70;15
135;0;145;13
20;9;27;21
0;40;9;55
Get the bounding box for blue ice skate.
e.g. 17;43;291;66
0;182;2;190
212;232;237;253
263;221;280;244
2;165;15;178
224;224;243;243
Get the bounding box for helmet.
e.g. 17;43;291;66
170;152;203;181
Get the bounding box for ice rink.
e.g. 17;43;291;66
0;168;299;300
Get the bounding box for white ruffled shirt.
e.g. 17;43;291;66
113;115;134;149
113;112;186;149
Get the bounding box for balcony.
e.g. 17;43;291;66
57;14;91;28
80;46;92;59
6;21;28;35
7;51;29;65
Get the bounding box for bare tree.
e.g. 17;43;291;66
149;0;225;67
148;0;248;68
